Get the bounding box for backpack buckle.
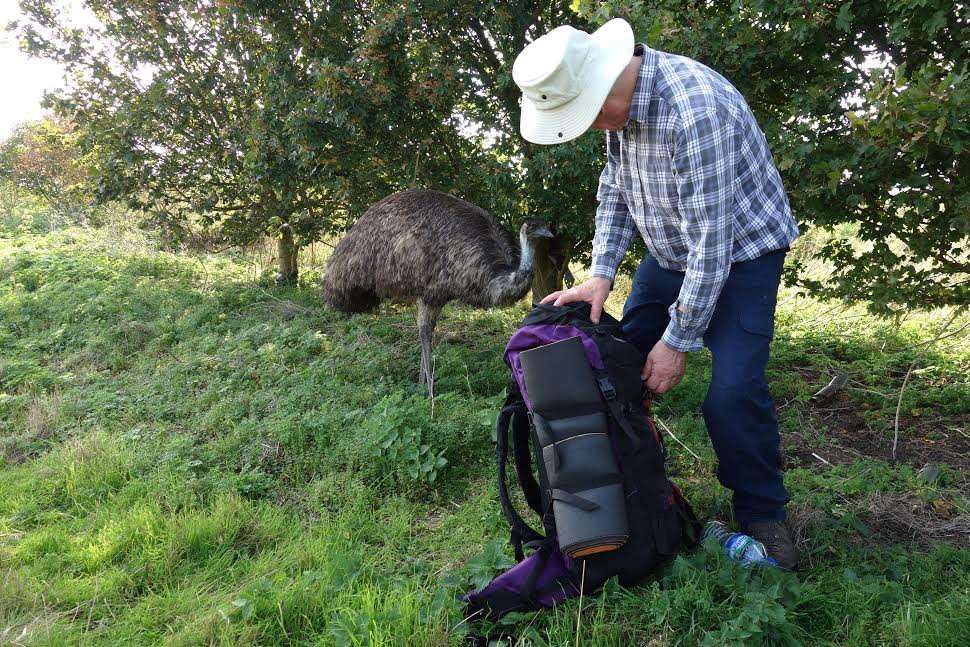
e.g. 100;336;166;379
597;376;617;400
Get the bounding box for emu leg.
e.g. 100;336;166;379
416;301;441;397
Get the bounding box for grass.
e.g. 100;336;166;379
0;223;968;646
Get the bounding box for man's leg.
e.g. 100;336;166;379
702;249;789;524
620;254;683;356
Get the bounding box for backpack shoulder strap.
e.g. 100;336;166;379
496;385;543;560
511;406;542;517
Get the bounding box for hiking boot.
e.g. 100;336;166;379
742;520;799;571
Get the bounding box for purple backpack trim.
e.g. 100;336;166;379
504;324;605;409
463;546;577;615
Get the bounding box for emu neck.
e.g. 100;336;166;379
517;229;535;272
485;230;538;306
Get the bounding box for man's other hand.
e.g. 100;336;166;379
642;340;686;394
540;277;612;323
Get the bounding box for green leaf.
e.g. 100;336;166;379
835;2;853;33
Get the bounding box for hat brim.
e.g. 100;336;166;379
519;18;634;145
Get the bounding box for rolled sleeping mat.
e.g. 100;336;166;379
519;337;629;558
520;336;602;418
539;417;628;557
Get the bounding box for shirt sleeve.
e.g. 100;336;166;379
590;130;637;282
662;103;737;352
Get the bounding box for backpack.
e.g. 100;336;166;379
463;302;701;622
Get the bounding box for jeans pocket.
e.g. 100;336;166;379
738;304;775;339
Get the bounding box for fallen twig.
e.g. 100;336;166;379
811;452;832;466
791;302;851;328
848;380;892;398
814;405;857;413
514;610;541;647
449;608;482;633
777;395;798;410
654;417;703;462
892;317;970;352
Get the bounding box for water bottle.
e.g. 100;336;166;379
702;521;779;568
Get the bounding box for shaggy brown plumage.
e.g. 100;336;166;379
322;188;553;394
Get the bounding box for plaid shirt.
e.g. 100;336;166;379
591;45;799;352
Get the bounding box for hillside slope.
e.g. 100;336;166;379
1;227;968;645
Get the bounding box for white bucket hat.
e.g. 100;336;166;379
512;18;634;145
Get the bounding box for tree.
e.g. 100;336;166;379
412;1;614;299
229;0;483;283
572;0;967;313
15;0;474;283
17;1;606;297
21;1;964;310
0;117;94;221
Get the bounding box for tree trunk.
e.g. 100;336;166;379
530;236;574;302
275;226;299;286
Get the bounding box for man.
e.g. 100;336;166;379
512;18;800;569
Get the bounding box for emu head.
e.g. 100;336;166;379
519;218;554;246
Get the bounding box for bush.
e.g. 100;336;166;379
0;179;133;236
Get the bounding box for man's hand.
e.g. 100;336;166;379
642;340;686;394
540;277;612;324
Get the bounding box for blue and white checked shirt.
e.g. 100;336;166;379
591;45;799;352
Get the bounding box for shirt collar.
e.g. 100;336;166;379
626;44;658;125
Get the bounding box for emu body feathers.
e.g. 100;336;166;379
322;189;552;394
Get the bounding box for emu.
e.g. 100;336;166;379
322;189;553;395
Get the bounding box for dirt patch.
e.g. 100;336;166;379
782;389;970;473
883;416;970;468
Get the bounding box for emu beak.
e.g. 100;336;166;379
533;226;554;239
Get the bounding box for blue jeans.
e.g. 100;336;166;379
620;249;790;524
